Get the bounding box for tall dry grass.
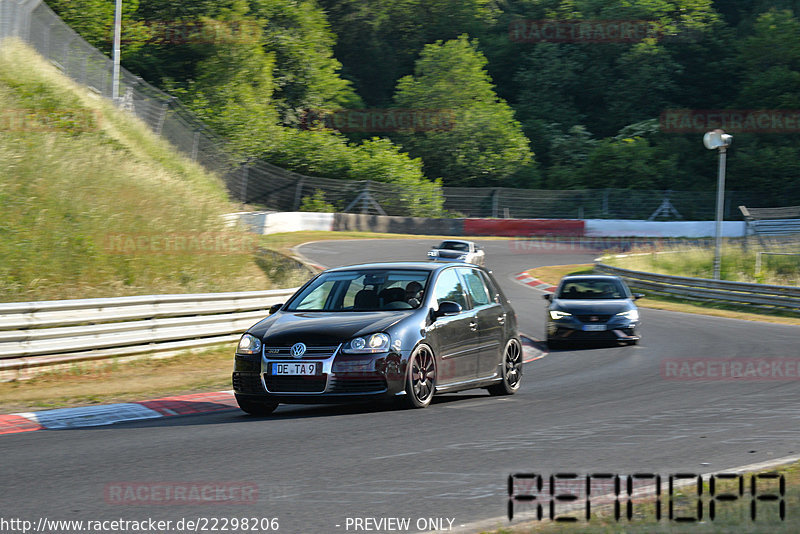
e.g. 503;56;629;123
0;40;278;302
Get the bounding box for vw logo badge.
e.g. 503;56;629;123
290;343;307;358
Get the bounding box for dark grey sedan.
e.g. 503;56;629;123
544;274;643;348
233;262;522;414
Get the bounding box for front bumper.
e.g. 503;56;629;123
547;319;640;342
233;350;407;403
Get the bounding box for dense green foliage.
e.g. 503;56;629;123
45;0;800;205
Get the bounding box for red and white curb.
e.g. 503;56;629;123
514;271;556;292
0;390;239;436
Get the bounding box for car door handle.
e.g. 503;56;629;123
497;314;506;325
469;320;478;331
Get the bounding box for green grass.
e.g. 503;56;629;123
0;344;236;413
0;39;273;302
604;243;800;286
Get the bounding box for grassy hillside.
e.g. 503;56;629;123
0;39;274;302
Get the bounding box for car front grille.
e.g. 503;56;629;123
328;375;388;394
262;345;339;360
232;372;266;395
264;375;327;393
575;314;613;323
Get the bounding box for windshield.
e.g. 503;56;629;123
284;269;430;311
557;279;628;300
439;241;470;252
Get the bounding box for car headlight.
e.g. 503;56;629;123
237;333;262;355
428;250;438;257
616;309;639;321
549;310;572;320
342;333;390;354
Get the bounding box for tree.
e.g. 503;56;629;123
247;0;362;123
318;0;499;106
393;35;533;186
175;13;282;158
737;9;800;108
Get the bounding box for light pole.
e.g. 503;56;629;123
112;0;122;102
703;129;733;280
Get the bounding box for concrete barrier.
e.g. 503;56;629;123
464;218;585;236
585;219;745;237
228;211;334;234
226;211;748;239
332;213;464;235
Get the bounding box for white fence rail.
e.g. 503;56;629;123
595;262;800;313
0;289;297;378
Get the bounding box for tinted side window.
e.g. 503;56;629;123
433;269;468;310
479;271;502;303
461;268;491;306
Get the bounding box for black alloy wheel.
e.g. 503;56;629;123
402;344;436;408
488;338;523;396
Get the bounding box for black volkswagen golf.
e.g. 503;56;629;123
233;262;522;414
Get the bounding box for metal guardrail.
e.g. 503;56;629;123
0;288;297;378
595;261;800;314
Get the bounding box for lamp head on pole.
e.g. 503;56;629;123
703;129;733;150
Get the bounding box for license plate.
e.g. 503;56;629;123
583;324;607;331
272;362;318;375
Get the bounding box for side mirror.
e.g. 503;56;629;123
268;303;283;314
633;293;645;300
433;301;462;319
542;294;552;301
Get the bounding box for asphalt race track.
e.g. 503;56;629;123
2;239;799;533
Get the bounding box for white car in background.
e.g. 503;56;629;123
427;240;485;266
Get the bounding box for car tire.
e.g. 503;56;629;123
547;338;564;350
401;344;436;409
488;339;523;396
235;395;279;416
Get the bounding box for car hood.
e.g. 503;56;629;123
551;299;633;315
248;311;410;346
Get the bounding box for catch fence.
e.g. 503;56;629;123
0;1;779;219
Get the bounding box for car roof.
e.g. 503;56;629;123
325;261;474;273
559;274;622;282
440;239;473;245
